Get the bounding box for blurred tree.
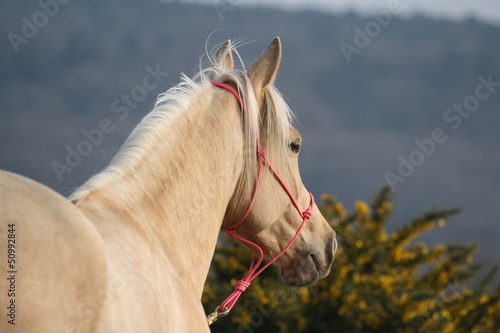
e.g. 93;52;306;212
203;187;500;332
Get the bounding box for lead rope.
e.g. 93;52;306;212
207;82;314;325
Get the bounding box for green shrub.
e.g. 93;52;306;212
204;187;500;332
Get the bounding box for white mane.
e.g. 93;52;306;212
69;43;295;202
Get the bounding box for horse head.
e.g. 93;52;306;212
220;38;337;287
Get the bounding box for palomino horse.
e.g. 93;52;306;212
0;37;336;332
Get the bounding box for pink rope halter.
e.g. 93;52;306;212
208;82;314;324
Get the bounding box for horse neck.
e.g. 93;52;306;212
76;89;244;297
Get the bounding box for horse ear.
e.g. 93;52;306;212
248;37;282;100
214;40;234;71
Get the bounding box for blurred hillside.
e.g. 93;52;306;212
0;1;499;268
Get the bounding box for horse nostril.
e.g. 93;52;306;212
309;253;320;271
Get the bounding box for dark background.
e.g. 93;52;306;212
1;0;499;274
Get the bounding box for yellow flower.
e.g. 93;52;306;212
365;312;381;327
354;201;370;216
299;287;310;304
376;232;388;242
479;295;489;304
382;201;393;212
334;203;346;218
320;193;333;202
298;317;307;331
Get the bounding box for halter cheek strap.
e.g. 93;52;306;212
207;82;314;325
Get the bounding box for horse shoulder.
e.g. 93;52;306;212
0;170;108;333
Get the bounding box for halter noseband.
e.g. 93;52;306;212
207;82;314;325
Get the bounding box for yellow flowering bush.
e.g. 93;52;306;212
203;187;500;332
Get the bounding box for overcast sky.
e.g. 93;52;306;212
207;0;500;25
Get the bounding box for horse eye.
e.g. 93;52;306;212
290;141;300;153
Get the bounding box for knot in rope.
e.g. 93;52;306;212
257;145;266;159
302;210;312;220
234;279;251;292
226;228;237;237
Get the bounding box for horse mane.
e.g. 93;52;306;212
69;42;295;202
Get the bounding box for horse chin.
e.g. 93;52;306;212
279;256;324;287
